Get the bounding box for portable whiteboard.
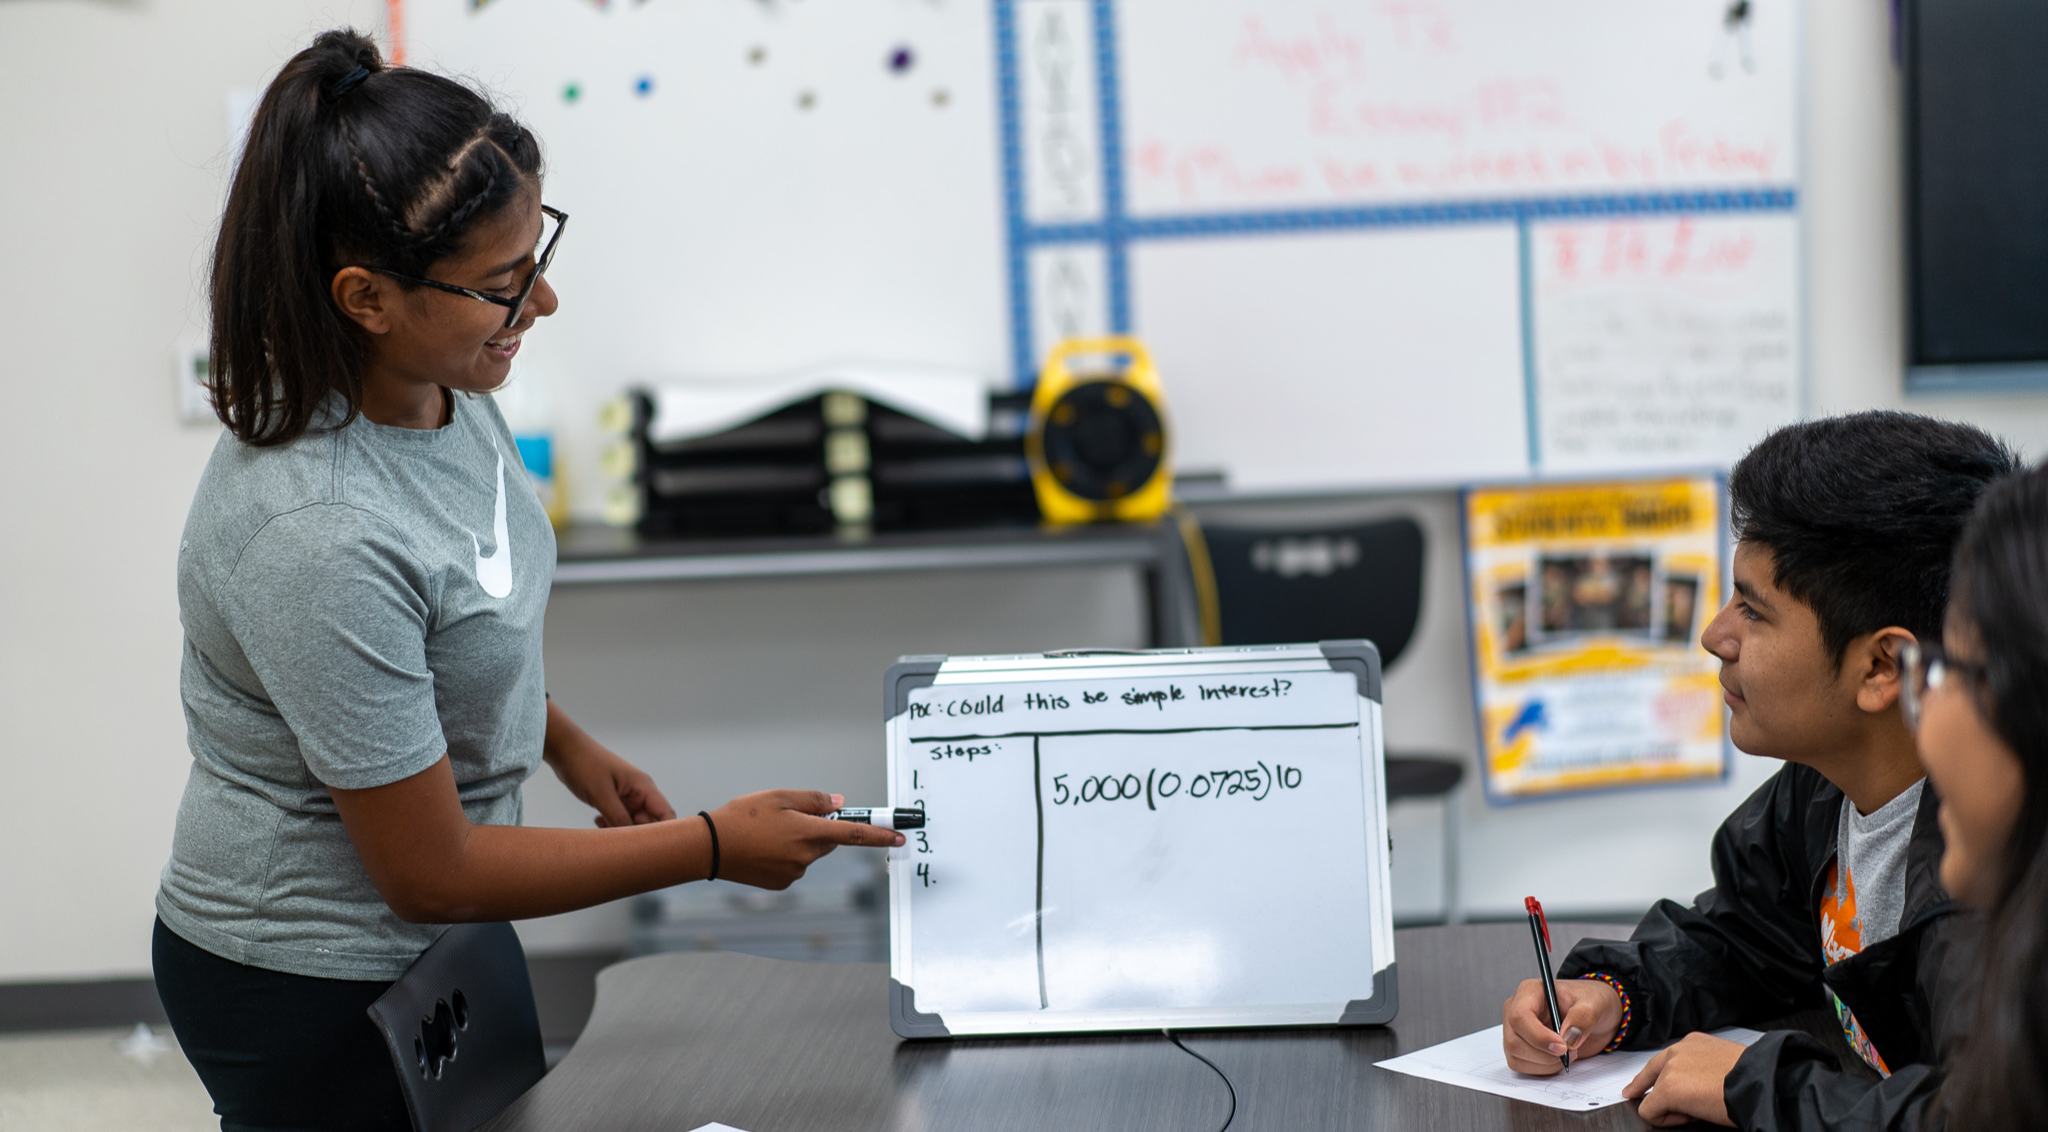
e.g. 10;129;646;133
884;642;1395;1037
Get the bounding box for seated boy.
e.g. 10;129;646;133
1500;411;2014;1130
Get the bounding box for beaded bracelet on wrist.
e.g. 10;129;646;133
1578;973;1632;1053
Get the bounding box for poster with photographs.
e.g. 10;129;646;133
1464;476;1728;802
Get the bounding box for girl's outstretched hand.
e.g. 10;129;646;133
706;790;904;889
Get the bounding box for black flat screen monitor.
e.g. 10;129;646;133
1906;0;2048;391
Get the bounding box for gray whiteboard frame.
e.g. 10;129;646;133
884;641;1397;1038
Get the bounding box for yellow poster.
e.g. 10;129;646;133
1463;476;1728;801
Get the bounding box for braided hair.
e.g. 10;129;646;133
210;29;544;445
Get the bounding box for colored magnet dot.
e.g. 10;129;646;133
634;75;655;97
797;90;816;109
931;87;950;107
748;45;766;65
562;81;582;104
888;45;915;74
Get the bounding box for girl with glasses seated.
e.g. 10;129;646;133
1908;462;2048;1131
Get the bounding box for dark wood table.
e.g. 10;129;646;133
486;922;1686;1132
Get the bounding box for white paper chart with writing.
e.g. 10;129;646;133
886;646;1394;1036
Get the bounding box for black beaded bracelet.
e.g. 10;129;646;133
697;810;721;882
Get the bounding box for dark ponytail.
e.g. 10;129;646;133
1938;463;2048;1131
209;29;543;446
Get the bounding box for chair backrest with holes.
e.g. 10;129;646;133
366;921;548;1132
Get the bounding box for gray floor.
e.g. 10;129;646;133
0;951;626;1132
0;1026;216;1132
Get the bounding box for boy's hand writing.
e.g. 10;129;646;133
1501;976;1622;1074
1622;1031;1745;1126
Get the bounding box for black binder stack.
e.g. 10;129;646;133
633;389;1040;538
869;393;1037;531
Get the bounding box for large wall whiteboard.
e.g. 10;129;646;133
408;0;1801;501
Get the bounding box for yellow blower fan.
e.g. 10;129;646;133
1027;337;1172;524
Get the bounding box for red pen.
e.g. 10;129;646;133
1525;896;1569;1070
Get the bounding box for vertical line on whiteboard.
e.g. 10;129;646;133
1033;735;1048;1009
385;0;405;66
1092;0;1130;333
1517;213;1541;472
994;0;1036;386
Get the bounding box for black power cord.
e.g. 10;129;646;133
1163;1029;1237;1132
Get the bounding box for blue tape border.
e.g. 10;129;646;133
1092;0;1130;336
1024;187;1798;248
994;0;1033;387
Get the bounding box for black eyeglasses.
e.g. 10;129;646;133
369;205;566;330
1900;640;1989;729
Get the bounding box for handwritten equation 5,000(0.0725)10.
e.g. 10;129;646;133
1048;763;1304;811
906;763;1307;887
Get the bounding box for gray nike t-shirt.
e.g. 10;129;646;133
157;391;555;980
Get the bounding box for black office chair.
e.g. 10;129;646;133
1191;515;1466;922
367;921;549;1132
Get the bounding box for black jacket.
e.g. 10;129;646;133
1558;763;1978;1132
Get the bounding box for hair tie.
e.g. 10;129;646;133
697;811;721;882
328;65;372;102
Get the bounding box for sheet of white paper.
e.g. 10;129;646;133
1375;1025;1763;1111
648;363;991;443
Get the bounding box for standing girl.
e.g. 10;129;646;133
153;30;896;1130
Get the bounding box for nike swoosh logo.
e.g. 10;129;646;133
472;442;514;599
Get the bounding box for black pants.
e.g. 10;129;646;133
153;917;412;1131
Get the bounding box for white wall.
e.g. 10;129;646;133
5;0;2048;983
0;0;388;983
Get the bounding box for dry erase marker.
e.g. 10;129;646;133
1525;896;1569;1070
826;807;925;830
